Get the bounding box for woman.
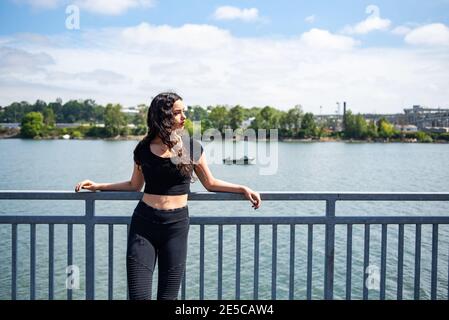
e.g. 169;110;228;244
74;92;261;300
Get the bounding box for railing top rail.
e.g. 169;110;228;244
1;190;449;201
1;215;449;225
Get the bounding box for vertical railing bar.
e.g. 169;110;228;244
363;224;370;300
272;224;277;300
218;224;223;300
200;224;205;300
126;223;130;300
12;224;17;300
49;224;54;300
380;224;387;300
289;224;295;300
346;224;353;300
236;224;241;300
431;224;438;300
85;199;95;300
397;224;404;300
414;224;421;300
254;224;259;300
108;224;114;301
181;219;186;300
307;224;313;300
67;224;73;300
324;200;336;300
181;265;186;300
30;224;36;300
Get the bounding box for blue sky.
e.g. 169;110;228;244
1;0;449;113
2;0;449;43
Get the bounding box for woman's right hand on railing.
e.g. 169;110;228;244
75;179;99;192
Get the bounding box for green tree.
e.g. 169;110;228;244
93;105;105;124
82;99;97;123
228;105;245;130
120;126;130;137
416;131;433;143
354;114;368;139
183;105;212;134
343;110;355;138
198;119;213;134
48;100;63;122
33;99;47;113
104;104;126;137
131;104;148;126
316;124;328;138
251;106;281;131
243;106;261;120
366;120;378;139
344;110;367;139
71;130;83;139
377;117;395;140
62;100;83;123
187;105;208;121
279;111;290;137
21;112;44;138
130;104;148;135
209;106;229;133
279;105;303;137
42;107;56;127
301;112;317;138
2;101;32;122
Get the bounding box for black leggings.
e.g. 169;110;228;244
126;200;189;300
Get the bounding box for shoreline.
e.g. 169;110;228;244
0;130;146;141
1;134;448;143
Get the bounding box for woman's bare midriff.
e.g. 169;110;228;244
141;193;188;210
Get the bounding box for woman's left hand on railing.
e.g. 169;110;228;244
75;179;99;192
242;187;261;210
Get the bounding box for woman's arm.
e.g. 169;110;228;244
96;181;137;191
207;178;246;193
194;153;261;209
75;163;145;192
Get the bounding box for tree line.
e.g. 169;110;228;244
1;99;447;142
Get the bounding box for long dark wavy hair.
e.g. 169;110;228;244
134;92;195;180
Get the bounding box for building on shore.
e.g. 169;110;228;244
394;124;418;132
403;105;449;129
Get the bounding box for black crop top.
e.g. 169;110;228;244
134;136;204;195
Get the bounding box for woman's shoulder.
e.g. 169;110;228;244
134;139;148;153
133;138;149;164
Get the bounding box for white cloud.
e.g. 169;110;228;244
342;5;391;34
404;23;449;47
0;46;54;73
14;0;61;9
392;26;412;36
213;6;260;22
75;0;153;15
48;69;127;85
120;22;233;50
305;15;315;24
1;24;448;114
300;28;359;50
13;0;154;14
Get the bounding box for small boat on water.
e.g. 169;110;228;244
223;156;255;165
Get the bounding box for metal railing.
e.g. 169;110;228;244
1;191;449;300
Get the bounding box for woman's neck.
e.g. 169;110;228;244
152;136;163;144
